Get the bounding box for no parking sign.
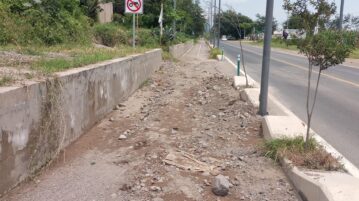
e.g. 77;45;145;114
125;0;143;14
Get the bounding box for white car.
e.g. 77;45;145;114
221;35;228;41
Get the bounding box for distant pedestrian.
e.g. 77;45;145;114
283;30;289;40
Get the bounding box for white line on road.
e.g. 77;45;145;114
228;42;359;70
223;42;359;88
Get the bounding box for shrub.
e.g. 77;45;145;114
137;28;159;47
264;137;342;171
94;23;128;47
0;0;91;46
209;48;221;59
0;4;12;45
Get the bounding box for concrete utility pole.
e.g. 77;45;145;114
213;0;217;47
259;0;274;116
217;0;221;48
209;0;213;27
339;0;344;30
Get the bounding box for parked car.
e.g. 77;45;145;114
221;35;228;40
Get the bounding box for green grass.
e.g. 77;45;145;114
350;49;359;59
264;137;317;161
0;76;13;86
253;38;299;51
139;78;151;89
31;46;149;73
209;48;222;59
264;137;342;171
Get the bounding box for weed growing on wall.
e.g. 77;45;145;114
28;78;66;174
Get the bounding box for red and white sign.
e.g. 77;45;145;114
125;0;143;14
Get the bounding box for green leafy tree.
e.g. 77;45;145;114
80;0;101;22
218;10;253;39
254;14;278;33
283;15;305;29
284;0;357;148
108;0;205;36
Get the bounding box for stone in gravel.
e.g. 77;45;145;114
204;179;211;186
118;135;127;140
109;117;115;122
150;186;161;191
171;127;179;134
152;198;164;201
212;175;230;196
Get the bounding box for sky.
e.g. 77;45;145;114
201;0;359;29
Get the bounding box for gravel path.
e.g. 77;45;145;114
1;41;300;201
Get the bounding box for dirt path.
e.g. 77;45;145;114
1;41;299;201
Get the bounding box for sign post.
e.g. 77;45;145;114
125;0;143;48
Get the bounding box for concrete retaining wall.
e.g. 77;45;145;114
0;49;162;196
169;40;194;58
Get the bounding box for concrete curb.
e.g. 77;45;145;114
280;158;334;201
222;55;359;201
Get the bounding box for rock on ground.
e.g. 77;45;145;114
212;174;230;196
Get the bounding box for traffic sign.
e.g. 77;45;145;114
125;0;143;14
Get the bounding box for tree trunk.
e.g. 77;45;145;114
305;58;322;149
305;59;313;148
239;39;249;87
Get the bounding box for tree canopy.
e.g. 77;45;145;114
254;14;278;34
283;15;304;29
217;10;253;39
106;0;205;36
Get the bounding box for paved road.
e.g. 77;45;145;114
220;41;359;167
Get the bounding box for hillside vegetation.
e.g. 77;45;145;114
0;0;205;86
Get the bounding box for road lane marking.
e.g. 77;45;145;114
224;41;359;70
223;42;359;88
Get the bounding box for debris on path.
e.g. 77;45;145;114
1;42;299;201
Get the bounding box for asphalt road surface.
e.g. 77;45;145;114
220;40;359;168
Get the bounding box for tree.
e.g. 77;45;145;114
254;14;277;33
284;0;357;148
218;10;253;39
283;15;304;29
327;14;359;30
80;0;101;22
107;0;205;36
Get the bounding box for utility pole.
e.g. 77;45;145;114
217;0;221;48
209;0;213;27
213;0;217;47
259;0;274;116
339;0;344;30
